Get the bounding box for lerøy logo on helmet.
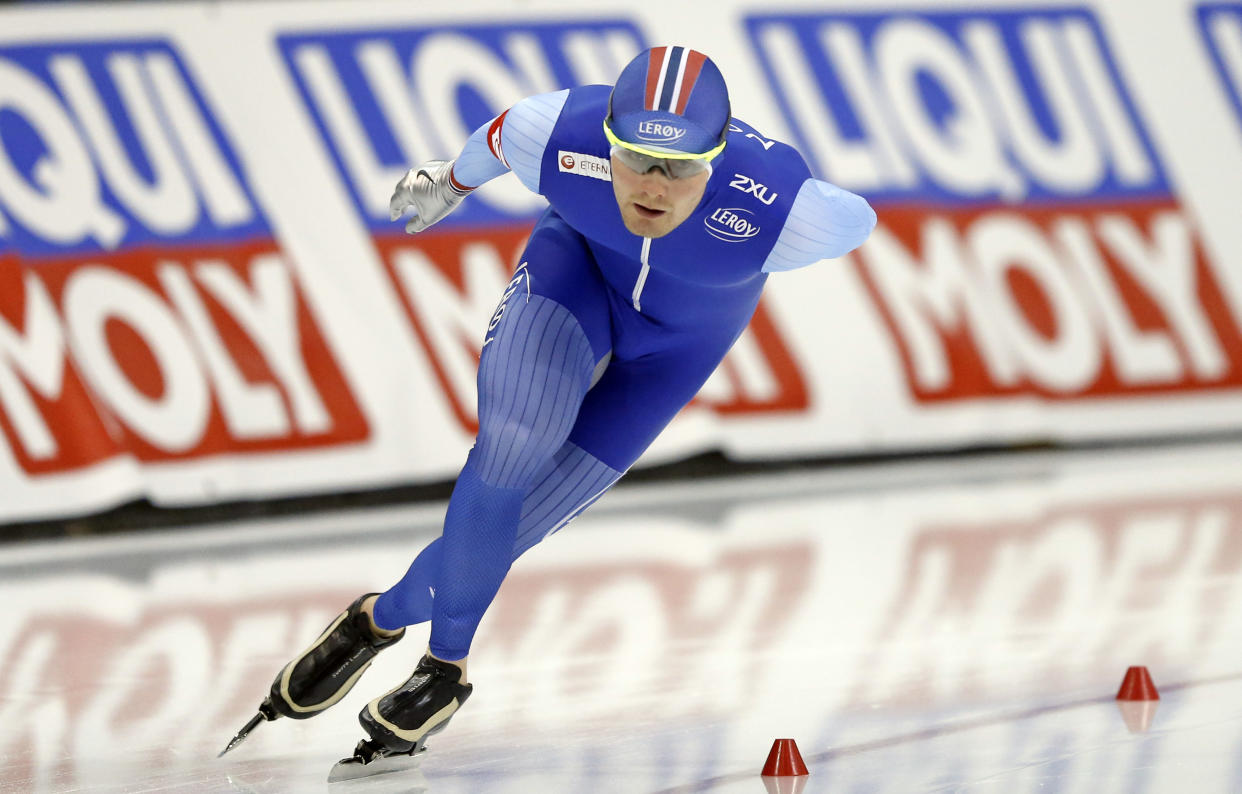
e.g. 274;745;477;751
636;119;686;144
705;207;761;242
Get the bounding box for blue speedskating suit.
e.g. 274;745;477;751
373;85;876;660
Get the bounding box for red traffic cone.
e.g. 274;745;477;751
1116;666;1160;701
761;738;809;777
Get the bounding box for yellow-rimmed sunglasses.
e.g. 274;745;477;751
603;119;726;179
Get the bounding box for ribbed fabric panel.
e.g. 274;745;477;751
448;90;567;192
374;289;597;643
512;442;621;558
761;178;879;272
373;443;621;630
496;89;568;192
428;453;524;661
373;444;620;630
474;294;596;490
452;119;510;188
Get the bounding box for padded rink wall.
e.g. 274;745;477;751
0;0;1240;524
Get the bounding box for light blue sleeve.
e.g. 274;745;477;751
451;90;569;193
761;178;877;273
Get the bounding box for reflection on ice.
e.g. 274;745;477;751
1;443;1241;792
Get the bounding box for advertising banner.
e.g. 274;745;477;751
1;0;1239;523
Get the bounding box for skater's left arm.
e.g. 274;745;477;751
389;91;568;234
760;179;877;272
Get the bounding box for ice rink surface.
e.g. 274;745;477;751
2;440;1240;793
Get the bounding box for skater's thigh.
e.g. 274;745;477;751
503;209;612;364
567;323;743;471
473;211;613;485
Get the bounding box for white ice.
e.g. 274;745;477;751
1;440;1240;793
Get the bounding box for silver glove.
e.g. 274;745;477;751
389;159;471;234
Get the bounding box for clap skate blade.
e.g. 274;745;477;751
218;698;279;757
327;738;428;783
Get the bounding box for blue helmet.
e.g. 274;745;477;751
606;46;731;156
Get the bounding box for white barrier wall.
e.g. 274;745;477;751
1;0;1240;523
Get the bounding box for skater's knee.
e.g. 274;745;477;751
473;414;562;489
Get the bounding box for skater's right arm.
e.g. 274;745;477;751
389;90;569;234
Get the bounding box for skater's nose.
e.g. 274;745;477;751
636;167;671;196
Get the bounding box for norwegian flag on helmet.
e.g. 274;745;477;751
644;46;709;114
608;45;731;155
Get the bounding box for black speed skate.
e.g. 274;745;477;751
219;593;405;756
328;655;472;782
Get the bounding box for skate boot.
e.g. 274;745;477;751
269;592;406;719
359;654;473;754
327;655;472;781
219;593;404;756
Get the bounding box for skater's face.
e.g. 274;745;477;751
610;151;710;238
